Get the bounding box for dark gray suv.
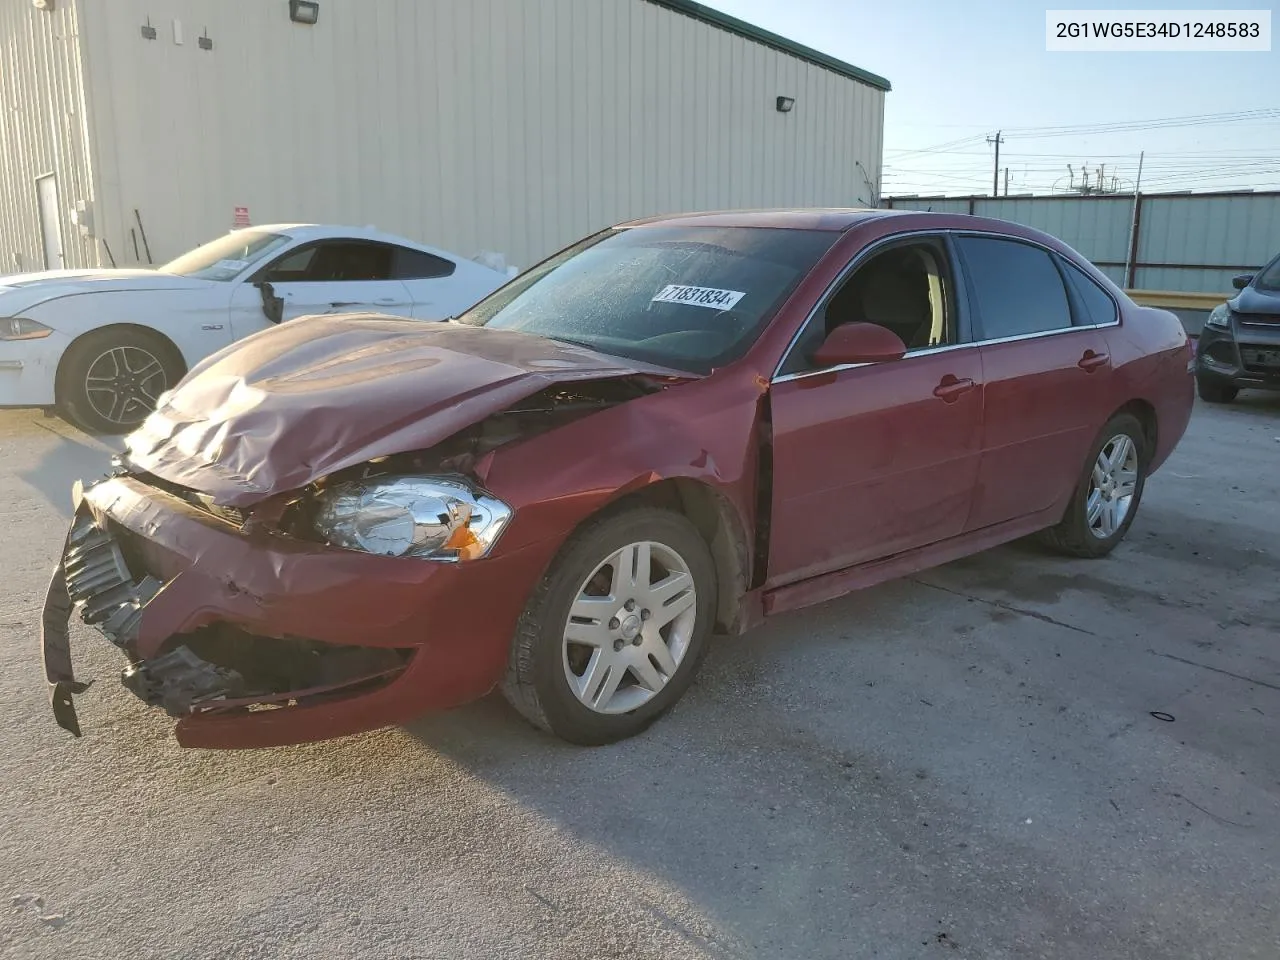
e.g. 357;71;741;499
1194;252;1280;402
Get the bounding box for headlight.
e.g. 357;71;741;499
0;317;53;341
1205;304;1232;329
311;476;512;561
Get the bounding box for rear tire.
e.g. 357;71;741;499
501;507;717;745
1196;378;1237;404
57;328;184;434
1040;413;1147;559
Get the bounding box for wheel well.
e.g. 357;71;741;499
604;479;751;635
54;324;188;404
1112;399;1158;463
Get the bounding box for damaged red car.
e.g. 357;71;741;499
42;209;1194;749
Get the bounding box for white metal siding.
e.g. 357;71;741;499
0;0;97;272
77;0;885;268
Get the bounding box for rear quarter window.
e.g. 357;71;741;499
393;248;457;280
1063;260;1119;326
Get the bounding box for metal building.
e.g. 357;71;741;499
0;0;889;273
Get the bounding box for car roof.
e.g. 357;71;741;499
234;223;490;268
616;208;1077;251
616;208;902;232
250;223;419;244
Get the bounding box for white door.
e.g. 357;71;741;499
271;278;415;323
253;239;415;326
36;175;63;270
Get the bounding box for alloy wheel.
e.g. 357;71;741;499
1087;434;1139;539
562;540;698;715
84;346;168;426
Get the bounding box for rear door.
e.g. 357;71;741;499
955;234;1116;530
254;240;415;323
767;233;984;587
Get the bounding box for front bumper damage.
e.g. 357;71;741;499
42;475;547;748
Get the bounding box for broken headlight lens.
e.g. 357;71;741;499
0;317;53;340
1205;304;1232;329
312;476;512;561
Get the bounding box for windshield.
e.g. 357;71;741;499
158;230;292;282
1254;252;1280;291
455;226;838;373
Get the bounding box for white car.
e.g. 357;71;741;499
0;224;509;433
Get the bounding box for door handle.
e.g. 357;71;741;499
933;374;976;402
1078;349;1110;372
374;297;399;306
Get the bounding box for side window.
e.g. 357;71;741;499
305;241;395;282
957;236;1073;340
780;239;954;375
1062;260;1118;326
256;245;317;283
392;247;457;280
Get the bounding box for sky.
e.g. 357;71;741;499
706;0;1280;197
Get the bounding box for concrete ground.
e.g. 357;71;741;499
1;396;1278;960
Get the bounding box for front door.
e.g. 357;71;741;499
953;234;1117;529
243;239;416;332
767;235;983;587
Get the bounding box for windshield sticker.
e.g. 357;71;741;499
214;258;249;272
652;284;746;311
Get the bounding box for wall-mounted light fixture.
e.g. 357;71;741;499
289;0;320;24
33;0;56;11
776;96;795;113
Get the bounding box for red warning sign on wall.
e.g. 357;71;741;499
233;206;251;228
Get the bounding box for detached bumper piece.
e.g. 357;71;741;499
64;512;162;648
42;491;411;740
42;499;153;738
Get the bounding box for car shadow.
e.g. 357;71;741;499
396;557;1145;956
17;423;121;518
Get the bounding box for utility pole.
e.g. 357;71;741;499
1125;151;1145;288
987;131;1003;196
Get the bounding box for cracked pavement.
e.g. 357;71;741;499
2;396;1278;959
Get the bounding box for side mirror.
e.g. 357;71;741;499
1232;273;1254;290
257;280;285;324
812;322;906;367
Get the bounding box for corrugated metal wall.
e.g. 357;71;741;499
885;191;1280;293
74;0;885;270
0;0;97;272
1136;193;1280;292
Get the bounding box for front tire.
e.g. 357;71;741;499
1040;413;1147;559
502;507;717;745
1196;378;1238;404
57;328;184;434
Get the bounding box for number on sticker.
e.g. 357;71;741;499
652;284;746;311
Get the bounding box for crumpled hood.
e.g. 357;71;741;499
124;314;688;505
0;268;211;313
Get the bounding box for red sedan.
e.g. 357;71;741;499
42;209;1194;749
